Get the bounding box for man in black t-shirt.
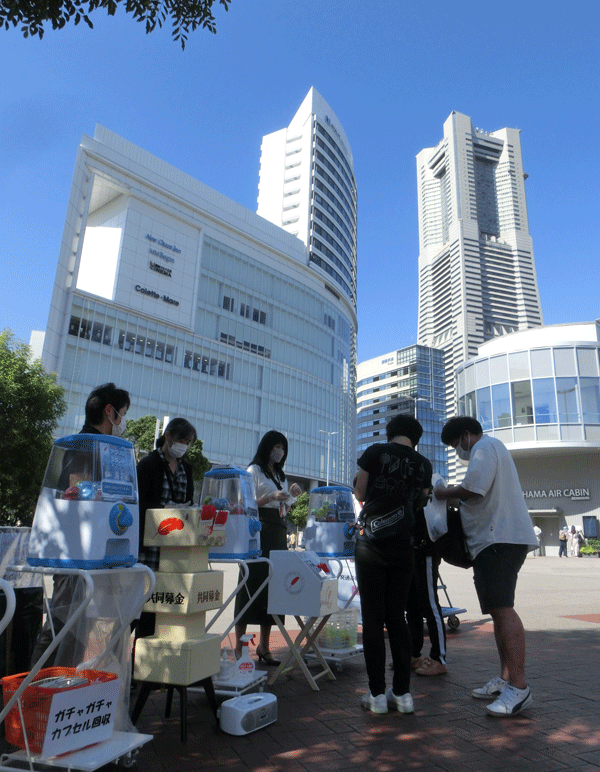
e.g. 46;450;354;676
354;414;432;714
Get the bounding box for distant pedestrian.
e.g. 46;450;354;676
558;527;569;558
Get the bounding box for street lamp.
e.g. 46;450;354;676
319;429;338;486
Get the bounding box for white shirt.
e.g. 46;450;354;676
247;464;296;516
460;435;538;560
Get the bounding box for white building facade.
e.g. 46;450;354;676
41;123;357;485
257;88;357;308
455;322;600;555
416;111;543;415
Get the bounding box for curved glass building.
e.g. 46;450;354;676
455;322;600;554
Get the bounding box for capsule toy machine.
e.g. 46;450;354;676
27;434;138;569
199;467;261;560
303;486;357;558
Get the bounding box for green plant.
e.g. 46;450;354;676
581;537;600;555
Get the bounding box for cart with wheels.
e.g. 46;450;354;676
438;571;466;630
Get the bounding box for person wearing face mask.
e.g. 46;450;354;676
134;417;196;638
435;417;538;717
234;431;301;664
31;383;131;667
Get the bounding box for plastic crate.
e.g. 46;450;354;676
317;609;359;650
2;666;118;754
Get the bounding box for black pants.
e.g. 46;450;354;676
355;540;414;697
406;551;446;664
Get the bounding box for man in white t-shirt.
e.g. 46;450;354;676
434;417;538;717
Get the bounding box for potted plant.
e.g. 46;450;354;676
579;538;600;557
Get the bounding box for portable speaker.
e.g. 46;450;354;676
218;693;277;735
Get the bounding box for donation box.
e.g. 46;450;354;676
267;550;338;618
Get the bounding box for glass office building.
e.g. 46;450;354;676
455;322;600;554
41;124;357;486
356;345;448;478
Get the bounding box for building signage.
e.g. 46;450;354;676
523;489;590;501
148;246;175;264
381;357;393;365
149;260;172;278
145;233;181;254
134;284;180;307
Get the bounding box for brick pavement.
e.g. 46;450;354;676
131;615;600;772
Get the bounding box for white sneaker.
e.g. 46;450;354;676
486;684;532;716
472;676;508;699
361;692;388;714
386;688;414;713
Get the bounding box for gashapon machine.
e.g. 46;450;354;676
200;467;261;561
198;466;269;696
303;486;356;559
27;434;138;569
0;435;155;771
301;486;362;673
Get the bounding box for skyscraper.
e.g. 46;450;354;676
257;87;357;308
356;345;448;478
417;111;543;414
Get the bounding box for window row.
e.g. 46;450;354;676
69;316;112;346
309;251;352;300
459;377;600;431
219;333;271;359
184;351;231;379
222;296;267;325
69;314;231;378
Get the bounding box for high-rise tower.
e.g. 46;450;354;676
257;87;357;308
417;111;543;415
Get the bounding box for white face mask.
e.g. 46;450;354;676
169;441;188;459
270;448;284;464
109;408;126;437
455;434;471;465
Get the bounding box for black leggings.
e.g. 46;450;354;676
355;541;414;697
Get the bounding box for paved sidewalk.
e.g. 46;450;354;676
132;559;600;772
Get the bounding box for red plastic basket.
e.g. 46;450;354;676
1;666;118;754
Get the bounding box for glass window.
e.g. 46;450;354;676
509;351;530;380
464;364;476;393
476;386;492;431
511;380;533;425
476;359;490;387
577;348;598;377
530;348;553;378
68;316;81;336
465;391;476;417
556;377;579;422
554;348;576;376
580;378;600;423
489;354;508;384
492;383;511;428
532;378;558;424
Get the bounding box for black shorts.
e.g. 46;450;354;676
472;543;528;614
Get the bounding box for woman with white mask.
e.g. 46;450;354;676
136;418;196;637
234;431;301;664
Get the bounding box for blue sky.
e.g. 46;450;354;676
1;0;598;364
